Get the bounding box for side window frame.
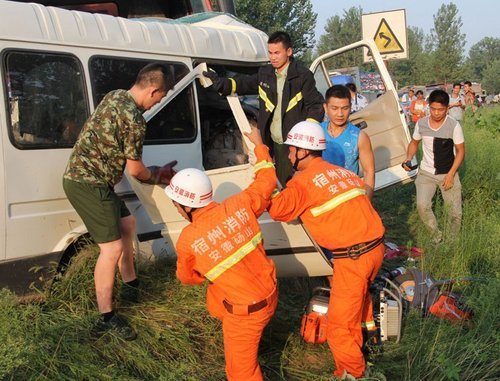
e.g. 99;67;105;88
190;61;262;171
2;49;89;150
88;55;197;145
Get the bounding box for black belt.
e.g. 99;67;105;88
323;236;384;260
223;287;277;315
223;298;268;315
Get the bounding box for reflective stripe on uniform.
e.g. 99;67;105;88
271;188;280;198
361;320;376;330
286;92;303;113
205;232;262;282
306;117;319;123
310;188;366;217
229;78;236;94
259;86;275;112
254;160;274;173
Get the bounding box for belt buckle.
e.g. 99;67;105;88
347;244;363;259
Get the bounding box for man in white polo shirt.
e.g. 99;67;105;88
448;83;465;122
403;89;465;241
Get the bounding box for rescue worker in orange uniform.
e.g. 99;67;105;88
267;121;385;380
164;127;278;381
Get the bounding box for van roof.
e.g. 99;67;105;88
0;1;269;63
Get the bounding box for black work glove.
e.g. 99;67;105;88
143;160;178;185
202;70;232;95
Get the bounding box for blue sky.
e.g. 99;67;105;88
310;0;500;54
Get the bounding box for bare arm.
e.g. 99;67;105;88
443;143;465;190
127;158;178;185
409;100;416;115
358;131;375;199
126;159;151;182
449;98;464;110
402;139;421;170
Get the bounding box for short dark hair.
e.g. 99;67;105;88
309;150;323;157
345;83;357;93
453;82;461;88
268;31;292;50
416;90;424;96
428;89;450;106
135;62;174;92
464;80;472;87
325;85;351;104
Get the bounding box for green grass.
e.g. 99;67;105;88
1;105;499;381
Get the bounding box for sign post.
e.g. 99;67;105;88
362;9;408;63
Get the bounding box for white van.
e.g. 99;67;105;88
0;1;415;293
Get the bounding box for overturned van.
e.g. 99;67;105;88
0;1;415;293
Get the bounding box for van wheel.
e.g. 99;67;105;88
43;235;95;299
56;234;93;274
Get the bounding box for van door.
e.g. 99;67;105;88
309;39;418;189
129;64;332;277
0;84;6;262
1;49;89;262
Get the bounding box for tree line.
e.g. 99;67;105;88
233;1;500;94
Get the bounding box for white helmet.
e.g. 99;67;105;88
164;168;213;208
284;121;326;150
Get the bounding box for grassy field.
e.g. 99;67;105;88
1;106;499;381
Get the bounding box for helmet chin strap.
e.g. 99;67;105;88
180;204;193;222
293;148;310;171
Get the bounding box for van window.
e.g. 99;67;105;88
89;57;196;144
60;3;119;16
4;51;89;149
196;64;260;170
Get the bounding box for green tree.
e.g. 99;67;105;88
299;48;314;67
390;27;427;87
467;37;500;82
428;3;465;83
315;6;363;69
235;0;317;58
481;59;500;94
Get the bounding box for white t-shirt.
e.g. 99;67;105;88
413;116;464;175
448;95;464;121
351;93;368;113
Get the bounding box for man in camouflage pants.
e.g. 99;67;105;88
63;63;176;340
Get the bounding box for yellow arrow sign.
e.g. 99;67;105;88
373;18;404;54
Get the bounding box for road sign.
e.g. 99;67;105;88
362;9;407;62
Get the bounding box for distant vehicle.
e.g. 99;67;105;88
330;74;355;86
0;1;415;294
484;94;494;104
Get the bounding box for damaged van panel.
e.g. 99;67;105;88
127;163;333;278
310;39;418;189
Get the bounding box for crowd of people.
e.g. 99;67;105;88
403;80;483;127
63;31;466;381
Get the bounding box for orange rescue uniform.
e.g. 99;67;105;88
268;157;384;378
176;144;278;381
